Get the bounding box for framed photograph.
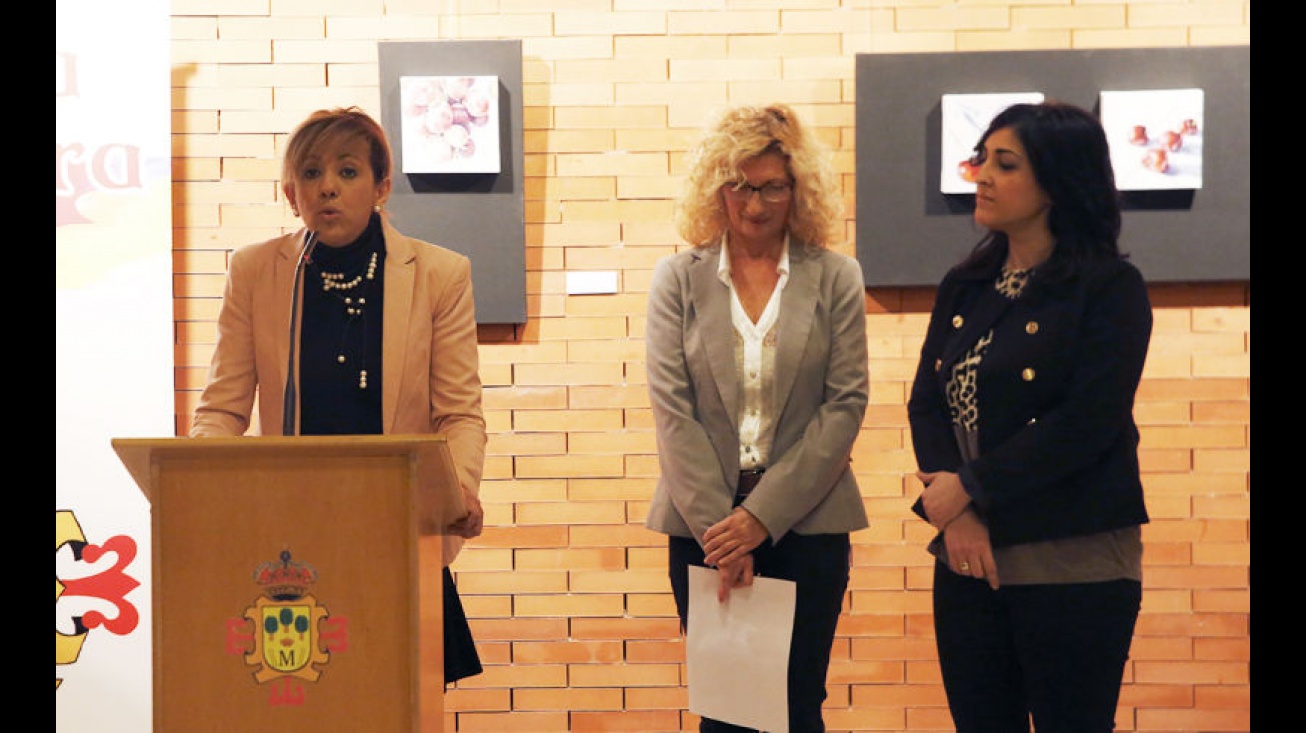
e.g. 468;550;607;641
1100;88;1203;191
399;75;501;174
940;91;1045;194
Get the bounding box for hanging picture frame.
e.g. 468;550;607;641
399;75;502;175
939;91;1044;194
1100;88;1204;191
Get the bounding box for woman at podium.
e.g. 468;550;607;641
190;106;487;684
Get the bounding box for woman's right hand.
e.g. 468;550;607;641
703;507;768;568
917;470;971;531
942;509;999;590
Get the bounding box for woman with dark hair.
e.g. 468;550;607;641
908;101;1152;731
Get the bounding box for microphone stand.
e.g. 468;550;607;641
282;230;318;436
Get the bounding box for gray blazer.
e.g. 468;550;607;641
644;241;870;545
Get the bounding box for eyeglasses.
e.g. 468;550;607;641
723;180;793;204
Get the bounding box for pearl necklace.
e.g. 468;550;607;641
315;251;378;389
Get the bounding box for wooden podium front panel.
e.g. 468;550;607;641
152;451;427;732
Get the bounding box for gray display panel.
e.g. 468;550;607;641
379;40;526;324
855;47;1249;286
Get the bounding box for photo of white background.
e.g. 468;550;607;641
940;92;1045;194
400;75;501;174
1100;88;1203;191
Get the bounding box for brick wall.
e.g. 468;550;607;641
170;2;1251;730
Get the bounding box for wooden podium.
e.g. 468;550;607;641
112;435;465;733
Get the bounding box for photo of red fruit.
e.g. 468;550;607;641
1101;88;1203;190
957;159;978;183
940;91;1046;194
1142;148;1169;174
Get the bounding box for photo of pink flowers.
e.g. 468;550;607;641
1100;88;1203;191
400;75;501;174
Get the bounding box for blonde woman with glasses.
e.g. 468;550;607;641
645;103;869;732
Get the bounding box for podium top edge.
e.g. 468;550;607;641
112;434;450;454
114;431;449;444
110;434;460;519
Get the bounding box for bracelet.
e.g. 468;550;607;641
940;508;968;531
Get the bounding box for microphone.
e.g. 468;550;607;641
282;229;319;436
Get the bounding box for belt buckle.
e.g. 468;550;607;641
736;467;765;506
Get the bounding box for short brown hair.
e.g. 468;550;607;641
282;106;392;187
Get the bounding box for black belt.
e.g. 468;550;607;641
736;468;765;504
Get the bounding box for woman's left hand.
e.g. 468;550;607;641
446;487;484;539
716;553;755;602
942;509;999;589
703;507;768;568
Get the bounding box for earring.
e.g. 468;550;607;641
373;204;381;213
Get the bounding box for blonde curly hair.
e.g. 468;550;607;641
676;103;843;248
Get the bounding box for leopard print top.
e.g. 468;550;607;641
945;266;1031;430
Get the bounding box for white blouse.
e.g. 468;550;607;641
718;234;791;472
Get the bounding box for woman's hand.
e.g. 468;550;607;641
702;507;768;568
917;469;971;531
446;487;484;539
715;553;755;602
942;509;999;589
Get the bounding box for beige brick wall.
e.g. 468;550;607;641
170;2;1250;730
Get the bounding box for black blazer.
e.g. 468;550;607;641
908;254;1152;548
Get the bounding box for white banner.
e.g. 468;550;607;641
56;1;171;730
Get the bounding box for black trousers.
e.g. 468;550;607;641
932;561;1141;733
669;532;851;733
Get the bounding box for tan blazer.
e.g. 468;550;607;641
191;221;487;564
644;241;870;546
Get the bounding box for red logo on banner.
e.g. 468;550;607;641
55;510;143;690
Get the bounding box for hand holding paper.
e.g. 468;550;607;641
713;554;755;602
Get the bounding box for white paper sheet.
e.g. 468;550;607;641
686;565;796;733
